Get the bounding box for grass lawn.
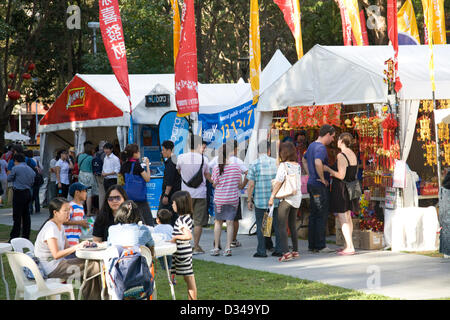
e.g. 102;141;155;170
0;224;392;300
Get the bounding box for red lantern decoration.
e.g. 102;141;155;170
7;90;21;100
22;73;31;80
43;105;49;111
27;63;35;71
8;73;15;79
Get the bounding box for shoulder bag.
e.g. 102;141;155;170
341;153;362;200
124;162;147;202
181;155;204;188
272;162;298;199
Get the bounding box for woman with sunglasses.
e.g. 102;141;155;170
92;185;128;243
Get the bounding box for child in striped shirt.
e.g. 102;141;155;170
170;190;197;300
64;182;90;247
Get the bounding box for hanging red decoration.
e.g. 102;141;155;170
7;90;21;100
43;105;49;111
22;73;31;80
27;63;35;71
8;73;15;79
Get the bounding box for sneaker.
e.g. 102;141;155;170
171;274;177;286
318;247;334;253
253;253;267;258
230;240;241;248
223;249;232;256
210;248;220;256
271;251;283;257
193;246;205;255
213;241;222;250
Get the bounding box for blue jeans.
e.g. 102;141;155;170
307;184;330;251
255;207;281;255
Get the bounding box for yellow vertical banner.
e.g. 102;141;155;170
250;0;261;104
342;0;364;46
293;0;303;59
170;0;181;66
422;0;447;45
426;0;436;92
398;0;421;44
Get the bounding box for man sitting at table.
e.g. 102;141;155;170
34;197;102;300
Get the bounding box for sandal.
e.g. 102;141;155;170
278;252;293;262
291;251;300;259
223;249;232;256
210;248;220;256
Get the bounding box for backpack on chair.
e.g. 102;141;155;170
105;245;154;300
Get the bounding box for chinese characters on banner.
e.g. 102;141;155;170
170;0;181;66
273;0;303;59
422;0;446;45
387;0;402;92
249;0;261;104
288;104;341;128
99;0;131;106
174;0;199;116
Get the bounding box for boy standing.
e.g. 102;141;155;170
154;209;174;272
64;182;90;247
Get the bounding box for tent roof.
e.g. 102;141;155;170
257;44;450;111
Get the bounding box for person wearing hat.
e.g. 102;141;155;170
63;182;90;247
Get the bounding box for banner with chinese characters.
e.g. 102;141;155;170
249;0;261;103
273;0;303;59
288;104;341;128
99;0;131;108
422;0;446;45
175;0;199;115
170;0;181;66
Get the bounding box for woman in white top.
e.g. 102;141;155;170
34;197;102;300
55;149;73;198
269;142;302;262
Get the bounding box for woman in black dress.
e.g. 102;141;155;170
326;133;359;255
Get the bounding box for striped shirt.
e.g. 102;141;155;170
212;163;243;209
65;201;85;246
171;214;194;276
247;154;279;209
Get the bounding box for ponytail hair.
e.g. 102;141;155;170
123;144;140;160
114;200;142;224
38;197;69;232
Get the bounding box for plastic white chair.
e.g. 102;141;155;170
5;251;75;300
10;238;35;254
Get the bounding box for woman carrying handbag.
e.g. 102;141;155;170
269;142;302;262
120;144;154;226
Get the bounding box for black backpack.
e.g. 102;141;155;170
92;155;103;177
26;158;44;187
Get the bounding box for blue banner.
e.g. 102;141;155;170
146;178;164;214
198;100;256;149
158;111;190;157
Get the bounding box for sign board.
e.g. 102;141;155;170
145;94;170;107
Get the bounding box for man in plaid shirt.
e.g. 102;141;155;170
246;141;282;258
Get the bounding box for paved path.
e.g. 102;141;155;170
1;208;449;300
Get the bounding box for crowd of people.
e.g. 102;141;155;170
3;124;361;299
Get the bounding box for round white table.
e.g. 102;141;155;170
153;241;177;300
0;243;12;300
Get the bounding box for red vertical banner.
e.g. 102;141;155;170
175;0;199;115
387;0;402;92
337;0;352;46
99;0;131;109
360;10;369;45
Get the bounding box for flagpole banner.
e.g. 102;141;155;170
422;0;446;45
398;0;420;44
342;0;364;46
426;0;436;92
99;0;133;141
273;0;304;59
170;0;181;65
360;9;369;45
336;0;354;46
199;100;256;150
250;0;261;103
158;111;190;156
387;0;402;92
175;0;199;115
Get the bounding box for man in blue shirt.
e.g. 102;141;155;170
302;124;335;253
7;153;35;241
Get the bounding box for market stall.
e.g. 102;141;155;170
246;44;450;251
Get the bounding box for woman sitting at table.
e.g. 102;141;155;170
92;185;127;243
107;200;155;257
34;197;102;300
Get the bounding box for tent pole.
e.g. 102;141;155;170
433;91;442;188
